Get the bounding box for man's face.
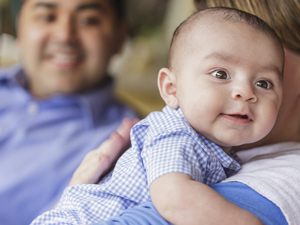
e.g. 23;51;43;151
17;0;126;98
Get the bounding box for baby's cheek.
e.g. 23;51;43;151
257;105;278;136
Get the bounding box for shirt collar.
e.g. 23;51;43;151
0;63;28;87
162;105;185;120
0;64;116;129
76;77;116;129
163;105;242;174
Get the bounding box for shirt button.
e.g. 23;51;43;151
27;102;39;115
228;162;236;170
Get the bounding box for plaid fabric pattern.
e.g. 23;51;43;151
31;106;241;224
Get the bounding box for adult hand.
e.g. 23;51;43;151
68;118;138;186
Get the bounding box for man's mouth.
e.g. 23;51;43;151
47;52;82;69
50;53;80;67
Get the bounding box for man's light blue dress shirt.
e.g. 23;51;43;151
0;65;137;225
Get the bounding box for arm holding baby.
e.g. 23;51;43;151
150;173;263;225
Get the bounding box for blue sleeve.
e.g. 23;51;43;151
93;182;287;225
211;182;288;225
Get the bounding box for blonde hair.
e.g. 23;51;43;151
195;0;300;53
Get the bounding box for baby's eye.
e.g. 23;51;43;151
211;70;230;79
255;80;273;89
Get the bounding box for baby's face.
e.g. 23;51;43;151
174;21;283;152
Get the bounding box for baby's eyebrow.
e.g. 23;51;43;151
204;52;282;78
260;64;282;78
204;52;234;62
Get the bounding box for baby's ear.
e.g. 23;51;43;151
157;68;178;109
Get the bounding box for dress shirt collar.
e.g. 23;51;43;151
0;64;117;129
0;63;28;87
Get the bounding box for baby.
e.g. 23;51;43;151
31;7;284;225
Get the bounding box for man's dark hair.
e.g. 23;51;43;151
109;0;126;21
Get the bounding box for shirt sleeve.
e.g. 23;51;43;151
211;182;288;225
92;202;171;225
141;130;207;186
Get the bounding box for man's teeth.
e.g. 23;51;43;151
52;54;79;63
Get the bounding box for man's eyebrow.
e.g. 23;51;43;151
77;3;105;12
32;2;104;12
33;2;57;9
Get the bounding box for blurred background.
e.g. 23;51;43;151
0;0;195;117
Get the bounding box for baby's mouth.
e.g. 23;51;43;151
230;114;249;119
221;113;253;123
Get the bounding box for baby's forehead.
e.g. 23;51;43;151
182;13;259;39
181;14;281;52
174;16;259;54
178;9;280;44
169;8;284;73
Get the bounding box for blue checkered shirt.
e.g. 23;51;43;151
31;106;241;224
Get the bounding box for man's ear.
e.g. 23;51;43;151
157;68;179;109
15;12;22;51
113;21;128;54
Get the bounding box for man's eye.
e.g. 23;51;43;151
211;70;230;79
38;14;55;22
255;80;273;89
78;17;100;26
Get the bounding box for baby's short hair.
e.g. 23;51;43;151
168;7;284;70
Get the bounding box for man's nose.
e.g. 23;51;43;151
231;82;257;103
53;16;77;43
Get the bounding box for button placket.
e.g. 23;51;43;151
27;102;39;115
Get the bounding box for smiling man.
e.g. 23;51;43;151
18;0;125;98
0;0;137;224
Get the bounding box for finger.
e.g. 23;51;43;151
116;118;134;139
69;118;139;186
116;118;139;148
103;130;128;159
